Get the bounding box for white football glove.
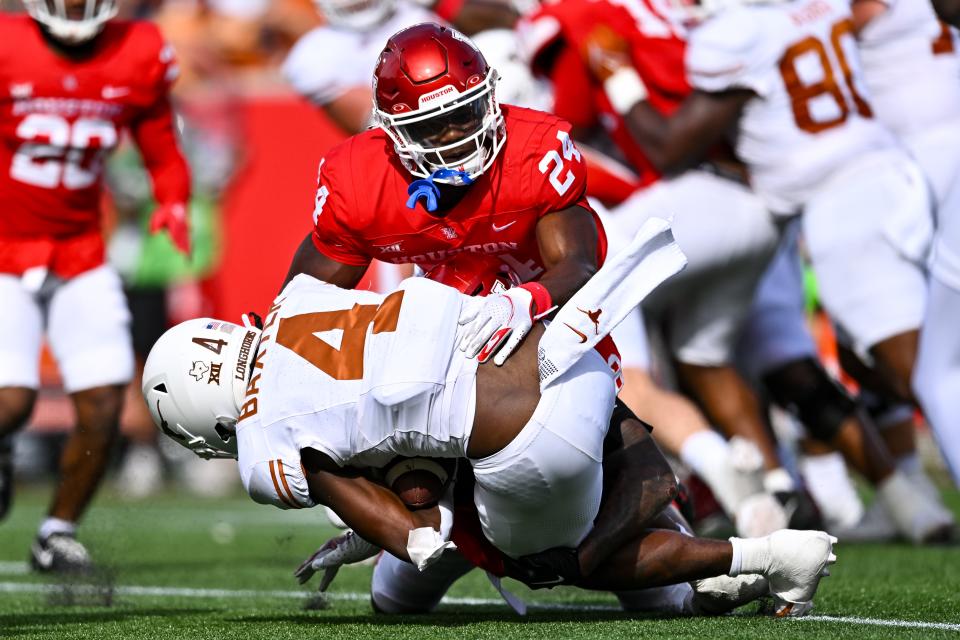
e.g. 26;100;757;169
294;530;380;592
458;284;554;366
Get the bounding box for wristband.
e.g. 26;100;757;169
603;66;649;115
519;282;554;319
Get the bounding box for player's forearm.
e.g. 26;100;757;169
303;465;440;562
282;233;367;291
578;529;731;591
536;256;597;308
622;102;699;175
132;99;191;205
577;419;677;577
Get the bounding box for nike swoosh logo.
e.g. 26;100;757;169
492;220;516;232
564;323;587;343
32;544;53;568
102;86;130;99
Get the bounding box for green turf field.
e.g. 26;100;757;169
1;485;958;640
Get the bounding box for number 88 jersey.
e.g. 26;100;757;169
686;0;896;216
0;14;176;238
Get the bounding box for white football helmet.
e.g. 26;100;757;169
23;0;118;44
315;0;397;31
142;318;261;460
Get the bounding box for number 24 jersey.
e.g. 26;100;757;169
310;105;606;283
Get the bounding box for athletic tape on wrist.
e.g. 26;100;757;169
604;67;648;115
519;282;554;319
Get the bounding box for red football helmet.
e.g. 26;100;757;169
373;23;506;185
424;253;521;296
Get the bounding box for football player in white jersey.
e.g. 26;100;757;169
284;0;519;134
582;0;950;517
852;0;960;486
283;0;440;134
141;228;837;616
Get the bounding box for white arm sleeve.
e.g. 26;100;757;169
282;29;357;106
686;8;783;97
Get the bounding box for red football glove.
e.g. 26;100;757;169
149;202;191;256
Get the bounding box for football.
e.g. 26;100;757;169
383;457;454;509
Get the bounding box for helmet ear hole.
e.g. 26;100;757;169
153;383;168;394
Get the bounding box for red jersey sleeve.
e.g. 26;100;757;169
525;115;591;217
130;25;190;207
309;152;373;267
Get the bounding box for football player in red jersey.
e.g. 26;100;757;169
284;22;604;367
0;0;191;572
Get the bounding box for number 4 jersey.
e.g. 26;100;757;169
0;15;189;275
236;274;478;510
686;0;896;215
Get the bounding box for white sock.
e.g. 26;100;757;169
728;536;770;576
800;452;863;530
896;453;922;476
763;467;796;494
38;517;76;540
680;430;729;474
681;432;764;514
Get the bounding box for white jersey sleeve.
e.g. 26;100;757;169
686;7;786;97
283;3;441;106
857;0;960;135
282;28;361;105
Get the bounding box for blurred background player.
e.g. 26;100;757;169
0;0;190;571
578;0;953;540
850;0;960;487
284;0;518;134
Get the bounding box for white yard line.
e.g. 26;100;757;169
0;562;29;575
799;615;960;632
0;580;957;631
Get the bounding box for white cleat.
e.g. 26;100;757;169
763;530;836;611
876;471;955;545
691;574;770;615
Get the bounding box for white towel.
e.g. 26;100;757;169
538;217;687;390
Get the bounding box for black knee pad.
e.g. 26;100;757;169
763;358;856;442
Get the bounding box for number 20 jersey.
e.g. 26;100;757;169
0;14;177;238
686;0;896;215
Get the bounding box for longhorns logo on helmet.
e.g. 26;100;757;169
142;318;262;460
23;0;118;44
373;23;507;185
